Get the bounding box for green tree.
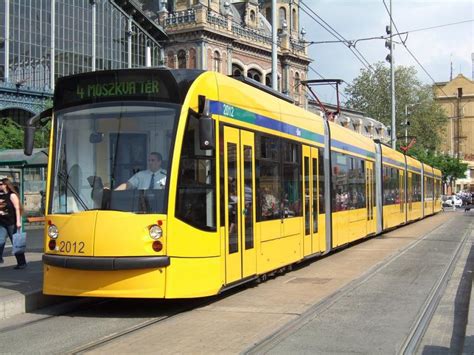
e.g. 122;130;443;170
345;62;448;152
0;119;24;149
0;118;50;150
409;146;467;192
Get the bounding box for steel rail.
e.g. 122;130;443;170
69;298;214;354
244;219;459;354
399;223;472;354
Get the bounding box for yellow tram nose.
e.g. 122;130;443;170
43;211;169;298
45;211;167;257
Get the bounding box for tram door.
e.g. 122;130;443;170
399;170;405;217
303;146;321;256
366;161;375;231
223;126;257;284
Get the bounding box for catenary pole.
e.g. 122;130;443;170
390;0;396;149
271;0;277;90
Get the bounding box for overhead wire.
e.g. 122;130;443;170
298;0;374;71
304;19;473;46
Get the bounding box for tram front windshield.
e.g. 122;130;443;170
50;102;179;214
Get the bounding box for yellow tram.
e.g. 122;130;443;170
23;69;443;298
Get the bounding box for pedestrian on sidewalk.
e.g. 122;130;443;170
0;178;27;269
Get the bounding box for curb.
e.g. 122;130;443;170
463;263;474;353
0;289;69;320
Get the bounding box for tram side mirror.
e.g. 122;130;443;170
24;126;36;156
89;132;104;144
197;95;215;150
24;108;52;156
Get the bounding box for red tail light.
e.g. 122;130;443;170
152;241;163;252
48;239;56;251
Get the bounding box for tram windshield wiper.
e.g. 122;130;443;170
57;170;89;212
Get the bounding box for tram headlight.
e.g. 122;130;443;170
149;225;162;240
48;224;59;239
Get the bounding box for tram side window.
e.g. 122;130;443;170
412;173;422;202
282;140;302;218
425;177;433;200
383;166;400;205
331;152;349;212
257;135;281;221
347;157;366;209
175;114;216;230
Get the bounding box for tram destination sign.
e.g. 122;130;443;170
76;81;160;99
55;69;180;108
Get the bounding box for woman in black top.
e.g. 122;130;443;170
0;178;26;269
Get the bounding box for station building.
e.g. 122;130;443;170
0;0;167;124
434;73;474;192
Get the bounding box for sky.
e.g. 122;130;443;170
299;0;474;104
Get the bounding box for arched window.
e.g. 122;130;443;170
213;51;221;73
265;73;272;88
232;63;243;77
294;72;301;103
177;50;186;69
250;10;255;22
292;9;297;31
294;72;300;90
247;68;262;83
279;7;286;27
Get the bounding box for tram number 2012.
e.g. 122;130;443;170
59;241;85;254
223;104;235;118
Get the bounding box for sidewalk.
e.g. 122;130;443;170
0;226;66;320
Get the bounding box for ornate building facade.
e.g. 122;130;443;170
151;0;311;106
434;74;474;192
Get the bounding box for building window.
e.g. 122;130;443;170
232;63;243;77
177;50;186;69
279;7;286;27
247;68;262;83
250;10;255;22
213;51;221;72
294;72;300;99
292;9;297;31
265;74;272;87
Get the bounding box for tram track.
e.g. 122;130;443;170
68;297;216;354
245;218;472;354
399;225;472;354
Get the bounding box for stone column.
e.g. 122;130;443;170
227;45;233;75
199;40;207;70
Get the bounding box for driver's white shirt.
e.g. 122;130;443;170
128;169;167;189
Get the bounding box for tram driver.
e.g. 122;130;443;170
115;152;167;190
